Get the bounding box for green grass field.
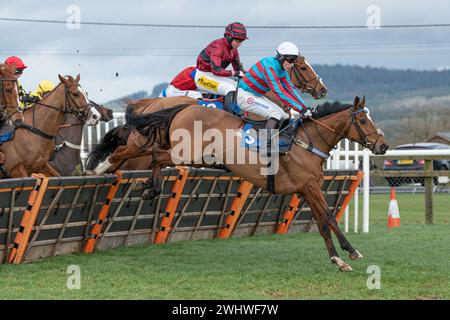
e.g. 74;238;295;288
0;193;448;299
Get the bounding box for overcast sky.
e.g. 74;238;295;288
1;0;449;102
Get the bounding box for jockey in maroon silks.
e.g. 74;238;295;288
160;22;248;99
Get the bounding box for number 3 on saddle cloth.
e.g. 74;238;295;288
196;92;295;155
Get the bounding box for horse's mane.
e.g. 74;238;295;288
313;101;352;119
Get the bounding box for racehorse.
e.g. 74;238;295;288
0;63;20;167
0;74;102;178
86;56;327;173
123;96;389;272
49;100;114;176
0;63;20;120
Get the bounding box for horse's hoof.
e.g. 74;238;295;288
82;170;94;176
349;250;363;260
331;256;353;272
339;264;353;272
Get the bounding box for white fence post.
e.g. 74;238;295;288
362;148;370;233
344;139;349;233
353;143;359;233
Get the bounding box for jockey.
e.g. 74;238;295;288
4;56;36;109
194;22;247;97
4;56;27;94
29;80;55;106
160;22;248;100
30;80;56;101
237;42;313;130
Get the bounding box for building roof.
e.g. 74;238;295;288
425;132;450;143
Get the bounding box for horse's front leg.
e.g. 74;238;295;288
300;179;354;272
38;163;61;177
0;151;9;178
7;163;29;178
142;147;173;200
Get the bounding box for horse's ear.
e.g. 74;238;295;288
353;96;360;109
58;74;67;84
361;95;366;108
75;74;80;83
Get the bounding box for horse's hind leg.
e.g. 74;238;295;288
109;144;154;171
300;180;353;272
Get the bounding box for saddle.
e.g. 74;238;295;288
240;117;297;154
0;122;15;144
197;91;241;115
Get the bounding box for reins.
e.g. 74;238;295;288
13;84;90;140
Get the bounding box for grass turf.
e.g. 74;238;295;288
0;193;448;299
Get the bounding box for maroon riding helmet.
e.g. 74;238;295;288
224;22;249;40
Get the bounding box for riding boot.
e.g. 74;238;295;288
223;91;237;114
265;117;280;131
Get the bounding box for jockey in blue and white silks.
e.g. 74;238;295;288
237;42;313;129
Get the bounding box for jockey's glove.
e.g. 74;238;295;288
20;94;40;104
233;70;245;78
301;109;313;119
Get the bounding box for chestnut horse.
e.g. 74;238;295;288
0;74;101;178
0;63;20;119
124;96;389;272
0;64;20;167
86;56;327;173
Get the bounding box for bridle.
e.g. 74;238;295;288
33;85;91;121
306;107;384;152
0;77;19;112
13;83;91;140
290;57;323;99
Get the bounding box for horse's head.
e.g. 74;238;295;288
346;96;389;155
58;74;101;126
0;63;20;116
290;56;327;100
90;100;114;122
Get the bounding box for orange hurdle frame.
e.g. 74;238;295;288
8;174;49;264
84;171;123;253
335;170;364;222
154;167;189;244
218;180;253;239
276;195;302;235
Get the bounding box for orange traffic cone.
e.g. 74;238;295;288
387;187;400;228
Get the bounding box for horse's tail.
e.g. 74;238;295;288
125;104;190;146
85;125;132;170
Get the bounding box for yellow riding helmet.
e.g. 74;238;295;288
37;80;56;94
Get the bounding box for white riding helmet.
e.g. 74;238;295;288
276;42;299;57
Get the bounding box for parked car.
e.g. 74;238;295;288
383;143;450;186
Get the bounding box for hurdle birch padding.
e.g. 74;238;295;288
0;169;362;265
